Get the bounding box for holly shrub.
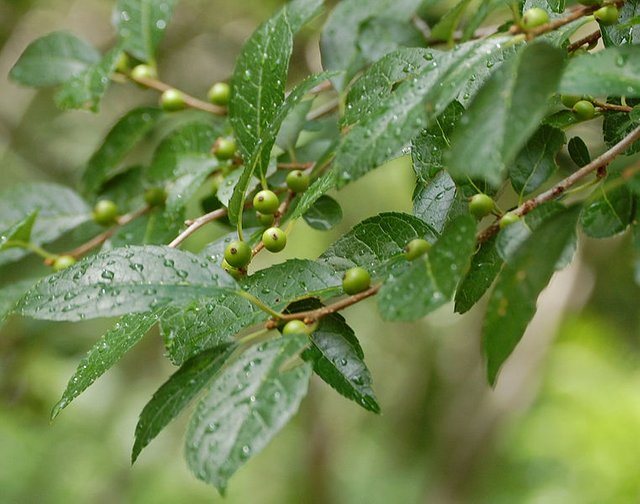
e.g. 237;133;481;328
3;0;640;494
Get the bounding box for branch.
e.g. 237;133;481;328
168;207;228;248
567;30;601;52
593;100;634;113
477;124;640;243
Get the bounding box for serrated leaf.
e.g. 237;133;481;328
510;125;565;196
559;46;640;98
290;168;337;220
543;109;580;129
54;45;123;112
114;0;177;63
567;136;591;167
602;101;640;156
0;211;38;251
0;183;91;266
319;212;438;277
412;171;465;234
454;236;503;314
51;311;161;419
580;185;633;238
483;206;581;385
448;42;565;187
9;31;100;87
18;246;236;321
132;343;237;463
357;17;424;70
601;0;640;47
377;214;476;321
0;279;38;324
302;195;342;230
165;157;219;215
185;335;312;492
334;37;513;188
82;107;163;195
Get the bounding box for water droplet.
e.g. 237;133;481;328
101;270;114;280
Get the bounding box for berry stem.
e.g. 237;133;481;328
6;240;57;261
236;291;283;319
567;29;601;52
168;207;228;248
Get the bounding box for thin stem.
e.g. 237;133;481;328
236;291;283;319
237;327;271;345
277;162;314;170
6;240;57;260
567;30;601;52
592;100;634;113
168;207;228;248
477;124;640;243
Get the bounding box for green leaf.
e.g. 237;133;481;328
543;109;580;129
334;37;513;188
165;157;219;215
82;108;163;195
132;343;238;463
377;215;476;321
108;207;184;248
454;236;503;314
356;17;424;70
567;136;591;167
185;335;312;493
9;31;100;87
302;195;343;230
510;125;565;196
559;46;640;98
114;0;177;63
18;246;236;321
447;42;565;187
0;211;38;251
0;183;90;266
601;0;640;47
54;45;123;112
580;185;633;238
602;101;640;156
633;210;640;286
523;0;565;16
483;206;581;385
412;171;465;234
289;168;337;220
431;0;472;44
319;212;438;277
52;311;161;419
286;0;325;32
276;100;313;152
0;279;38;324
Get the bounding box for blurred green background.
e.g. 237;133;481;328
2;1;640;502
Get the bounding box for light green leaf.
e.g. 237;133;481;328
431;0;472;44
276;99;313;152
302;195;342;230
9;31;100;87
165;157;219;215
132;343;238;463
289;168;337;220
0;279;38;324
185;335;312;492
412;171;465;234
0;211;38;251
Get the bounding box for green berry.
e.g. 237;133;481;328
224;240;252;268
468;194;496;219
282;319;311;335
286;170;310;193
144;187;167;207
207;82;231;106
222;259;243;280
160;88;186;111
52;255;76;272
594;5;619;25
130;64;157;82
342;266;371;295
522;8;549;29
573;100;595;120
262;227;287;253
93;200;119;226
253;190;280;214
257;212;275;227
499;212;520;229
561;95;582;108
213;137;237;160
404;238;431;261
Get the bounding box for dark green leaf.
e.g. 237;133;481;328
290;168;337;220
483;206;581;385
559;46;640;98
580;185;633;238
132;343;238;463
356;17;424;69
276;100;313;152
431;0;472;43
377;215;476;321
0;211;38;251
165;157;219;215
114;0;177;62
9;31;100;87
510;125;565;195
448;42;565;187
601;0;640;47
543;110;580;129
18;246;236;321
185;335;311;492
602;102;640;156
302;195;343;230
52;312;162;419
82;108;163;195
108;208;184;248
412;171;465;234
567;136;591;167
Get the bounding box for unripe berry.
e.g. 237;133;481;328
221;259;243;280
130;64;157;82
144;187;168;207
561;95;582;108
253;190;280;214
257;212;275;227
573;100;595;120
213;137;237;160
93;200;119;226
224;240;252;268
282;319;311;335
286;170;310;193
404;238;431;261
499;212;520;229
52;255;76;272
262;227;287;253
342;266;371;295
594;5;619;25
207;82;231;106
521;8;549;29
468;194;496;219
160;88;186;111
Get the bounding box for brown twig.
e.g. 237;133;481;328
567;30;601;52
265;284;382;328
593;100;634;113
277;162;314;170
477;124;640;244
168;207;228;248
